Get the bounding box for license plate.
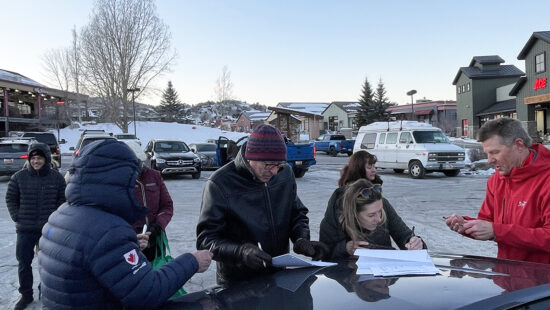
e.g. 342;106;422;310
4;159;13;164
295;161;302;165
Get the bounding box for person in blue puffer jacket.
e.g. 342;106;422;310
38;139;212;310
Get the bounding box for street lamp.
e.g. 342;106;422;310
406;89;417;120
127;88;140;135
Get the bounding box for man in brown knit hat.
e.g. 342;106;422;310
196;124;328;284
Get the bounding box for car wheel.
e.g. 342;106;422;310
192;172;201;179
393;169;405;174
329;147;337;157
408;160;425;179
293;168;307;178
444;169;460;177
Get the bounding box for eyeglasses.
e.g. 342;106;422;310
360;184;383;198
262;162;286;170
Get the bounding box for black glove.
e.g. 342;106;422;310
238;243;272;270
148;223;163;239
293;239;330;261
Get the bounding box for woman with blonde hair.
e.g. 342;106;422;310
320;151;424;259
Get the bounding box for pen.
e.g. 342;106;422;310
411;226;416;237
257;242;267;268
141;224;147;235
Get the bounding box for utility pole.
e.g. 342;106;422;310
406;90;417;120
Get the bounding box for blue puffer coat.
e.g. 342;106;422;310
38;139;198;310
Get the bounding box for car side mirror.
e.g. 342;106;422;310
59;139;66;144
69;146;75;150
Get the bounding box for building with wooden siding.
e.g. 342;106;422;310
452;56;524;138
510;31;550;141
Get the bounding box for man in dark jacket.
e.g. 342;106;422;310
196;124;328;284
6;142;66;310
38;139;212;309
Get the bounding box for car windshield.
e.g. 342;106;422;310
412;131;450;143
155;141;189;153
116;134;137;139
81;137;112;148
0;143;29;153
196;144;216;152
23;133;57;145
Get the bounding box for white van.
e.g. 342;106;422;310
353;121;466;179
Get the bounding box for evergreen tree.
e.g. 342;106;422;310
371;78;392;122
159;81;183;121
356;77;374;126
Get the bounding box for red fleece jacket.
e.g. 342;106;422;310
473;144;550;264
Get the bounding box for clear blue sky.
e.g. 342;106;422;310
2;0;549;107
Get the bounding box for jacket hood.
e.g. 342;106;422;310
28;142;51;163
65;139;147;224
27;142;52;174
498;143;550;182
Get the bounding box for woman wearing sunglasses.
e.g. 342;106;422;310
320;151;425;259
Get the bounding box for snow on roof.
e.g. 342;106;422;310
0;69;44;87
278;102;329;115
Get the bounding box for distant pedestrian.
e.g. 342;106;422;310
38;139;212;309
132;164;174;261
446;118;550;264
6;142;66;310
197;124;329;284
320;151;424;259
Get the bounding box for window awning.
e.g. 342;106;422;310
414;109;433;116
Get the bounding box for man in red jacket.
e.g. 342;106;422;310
445;118;550;264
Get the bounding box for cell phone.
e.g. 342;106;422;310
141;224;147;235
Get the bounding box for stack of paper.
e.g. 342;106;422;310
272;253;337;268
354;249;440;276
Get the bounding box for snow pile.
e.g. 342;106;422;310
54;122;248;154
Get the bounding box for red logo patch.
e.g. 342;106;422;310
123;249;139;266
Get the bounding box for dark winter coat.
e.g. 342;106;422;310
6;142;65;233
196;144;310;283
38;139;198;310
132;165;174;230
319;185;425;260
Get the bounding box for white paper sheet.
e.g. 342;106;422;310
354;249;440;276
272;253;337;268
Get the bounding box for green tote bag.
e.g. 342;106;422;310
151;230;187;299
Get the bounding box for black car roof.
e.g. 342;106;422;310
162;253;550;310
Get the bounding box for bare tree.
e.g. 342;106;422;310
79;0;176;132
70;26;84;122
215;65;234;104
42;48;72;94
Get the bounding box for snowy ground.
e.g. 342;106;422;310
0;152;496;309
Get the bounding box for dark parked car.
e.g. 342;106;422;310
21;132;64;167
189;142;219;170
0;137;36;176
144;139;201;178
161;253;550;310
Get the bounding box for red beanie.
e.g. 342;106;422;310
244;124;287;161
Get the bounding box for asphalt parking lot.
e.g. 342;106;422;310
0;153;496;308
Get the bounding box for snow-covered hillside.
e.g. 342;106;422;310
55;122;248;154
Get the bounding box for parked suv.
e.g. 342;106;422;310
21;132;64;168
144;139;201;178
114;133;141;146
70;130;116;156
0;137;36;176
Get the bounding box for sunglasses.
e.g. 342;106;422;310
262;162;286;170
360;184;383;198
